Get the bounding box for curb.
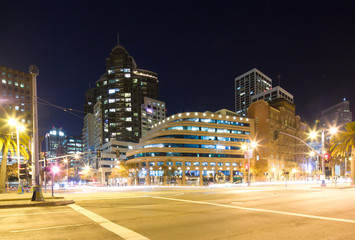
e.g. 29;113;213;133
0;200;75;209
0;196;64;202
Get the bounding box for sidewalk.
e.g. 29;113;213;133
0;191;74;209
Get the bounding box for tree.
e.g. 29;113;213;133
0;130;30;193
330;122;355;184
7;163;18;182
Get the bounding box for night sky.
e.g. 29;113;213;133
1;0;354;136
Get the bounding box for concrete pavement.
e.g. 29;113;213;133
0;192;74;208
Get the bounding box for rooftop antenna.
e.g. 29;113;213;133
117;33;119;45
277;74;281;87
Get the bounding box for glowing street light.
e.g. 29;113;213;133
309;126;338;187
242;140;258;186
51;165;60;197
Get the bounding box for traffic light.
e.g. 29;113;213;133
324;153;330;162
19;163;28;179
97;150;101;158
245;164;249;171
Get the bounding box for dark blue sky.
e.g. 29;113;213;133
0;0;354;136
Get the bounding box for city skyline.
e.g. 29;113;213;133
0;1;354;135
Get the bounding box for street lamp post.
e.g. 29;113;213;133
321;130;326;186
242;141;257;186
309;126;338;187
29;65;44;201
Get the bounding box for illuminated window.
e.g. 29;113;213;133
1;79;6;84
108;89;115;94
126;127;132;131
14;82;18;86
124;73;131;78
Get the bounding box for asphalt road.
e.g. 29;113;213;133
1;185;355;240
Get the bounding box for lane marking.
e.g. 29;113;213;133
0;210;72;218
152;196;355;224
10;223;92;233
69;203;150;240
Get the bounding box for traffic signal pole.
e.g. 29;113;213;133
16;127;23;194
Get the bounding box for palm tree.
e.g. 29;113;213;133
0;130;30;193
330;122;355;185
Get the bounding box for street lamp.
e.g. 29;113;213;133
8;118;26;194
309;126;338;187
242;140;257;186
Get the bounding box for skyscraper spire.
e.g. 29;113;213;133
117;33;119;46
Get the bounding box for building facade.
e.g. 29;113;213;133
319;99;352;128
0;66;33;130
251;86;293;104
247;99;309;181
85;38;160;146
141;97;166;137
235;68;272;117
126;111;255;186
44;127;66;163
93;140;136;185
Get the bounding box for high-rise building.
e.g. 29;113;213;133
0;66;33;129
82;113;95;153
235;68;272;116
44;127;66;161
319;99;352;128
83;36;160;147
251;86;293;104
141;97;166;137
93;100;103;150
64;136;83;155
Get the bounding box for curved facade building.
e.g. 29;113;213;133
126;111;255;186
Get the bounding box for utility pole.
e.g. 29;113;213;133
30;65;44;201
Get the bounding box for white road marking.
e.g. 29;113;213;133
152;196;355;224
10;223;91;232
69;203;150;240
